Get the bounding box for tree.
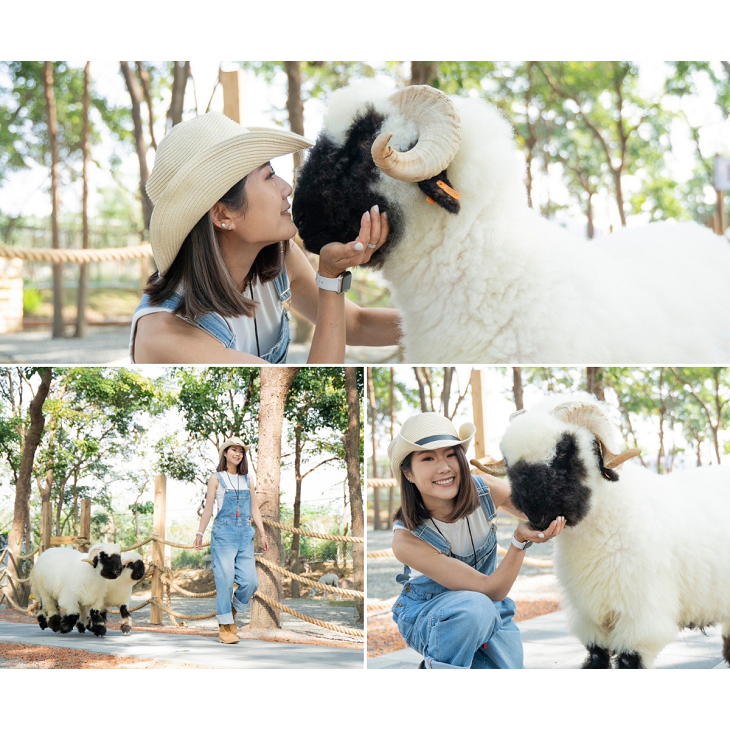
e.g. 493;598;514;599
344;367;364;621
74;61;91;338
2;368;52;606
251;366;300;629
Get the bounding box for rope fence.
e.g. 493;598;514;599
261;517;363;543
366;543;553;569
0;243;152;264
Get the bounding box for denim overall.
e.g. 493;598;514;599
210;473;259;625
133;268;292;363
392;475;523;669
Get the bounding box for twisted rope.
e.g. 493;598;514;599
367;479;397;488
121;537;155;551
106;597;152;615
261;517;363;543
366;597;397;613
0;243;152;263
149;597;217;621
253;591;363;637
255;556;363;598
0;546;39;561
0;569;31;584
0;591;32;614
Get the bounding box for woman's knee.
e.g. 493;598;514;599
440;592;501;636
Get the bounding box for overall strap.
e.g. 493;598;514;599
410;522;451;555
472;475;497;521
274;267;292;309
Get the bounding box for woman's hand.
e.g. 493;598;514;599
261;534;269;553
514;516;566;545
317;206;389;278
193;533;203;550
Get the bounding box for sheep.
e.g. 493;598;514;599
292;80;730;364
78;551;146;635
308;572;339;599
31;543;123;637
473;395;730;668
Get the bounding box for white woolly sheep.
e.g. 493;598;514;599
474;395;730;668
78;551;146;635
31;543;123;637
293;81;730;364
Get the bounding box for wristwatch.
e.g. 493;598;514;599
511;531;533;550
316;270;352;293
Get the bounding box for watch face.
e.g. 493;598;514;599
341;271;353;292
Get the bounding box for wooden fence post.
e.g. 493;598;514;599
470;369;489;461
150;474;166;625
79;499;91;553
40;502;52;554
221;69;245;123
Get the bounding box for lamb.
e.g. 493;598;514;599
78;551;146;635
308;572;339;599
31;543;123;636
473;395;730;668
292;80;730;364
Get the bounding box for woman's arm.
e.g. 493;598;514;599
249;484;269;553
392;517;565;602
193;475;219;549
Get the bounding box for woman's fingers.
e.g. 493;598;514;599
319;206;390;275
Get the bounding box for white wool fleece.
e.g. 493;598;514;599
322;83;730;364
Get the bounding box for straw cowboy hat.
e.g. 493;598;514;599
388;412;476;477
146;112;314;276
218;437;248;460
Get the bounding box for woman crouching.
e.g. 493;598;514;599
389;413;565;668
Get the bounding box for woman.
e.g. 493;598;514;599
193;437;266;644
130;112;400;363
389;412;565;668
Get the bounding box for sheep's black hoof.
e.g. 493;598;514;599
616;651;643;669
59;613;80;634
723;637;730;666
90;622;107;637
101;610;108;621
121;624;131;635
76;621;86;633
582;645;612;669
48;615;62;633
37;615;48;630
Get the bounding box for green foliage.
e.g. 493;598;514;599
129;500;153;515
172;548;208;569
22;288;43;315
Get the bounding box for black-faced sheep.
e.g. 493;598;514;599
31;543;123;637
78;551;146;635
293;81;730;364
473;396;730;668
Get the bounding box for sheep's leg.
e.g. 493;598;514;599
59;612;80;634
120;605;131;634
88;608;107;637
722;621;730;666
615;651;644;669
36;590;61;632
582;645;612;669
76;606;89;633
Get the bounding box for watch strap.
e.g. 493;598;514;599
316;271;352;293
511;531;532;550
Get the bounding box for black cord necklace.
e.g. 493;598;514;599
249;281;261;357
429;514;478;569
224;471;241;518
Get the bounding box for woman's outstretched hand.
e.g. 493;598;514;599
193;534;203;550
261;534;269;553
515;516;566;544
317;205;389;278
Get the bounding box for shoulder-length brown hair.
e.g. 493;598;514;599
217;446;249;476
144;175;288;321
393;443;479;531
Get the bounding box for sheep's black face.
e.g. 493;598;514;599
98;551;123;580
506;433;593;531
293;107;404;269
128;559;146;581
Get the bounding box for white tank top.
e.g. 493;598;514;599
393;507;493;579
129;278;283;363
214;471;254;514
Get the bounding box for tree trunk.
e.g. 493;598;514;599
75;62;91;338
441;367;453;418
525;62;535;209
410;62;439;87
613;168;627;227
120;61;153;232
291;425;303;599
344;368;364;622
167;61;190;128
43;62;64;339
413;367;429;412
586;191;595;239
285;61;305;171
586;367;605;400
251;366;300;629
512;367;524;410
4;368;52;605
136;62;157;150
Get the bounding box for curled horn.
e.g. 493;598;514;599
470;458;507;477
551;402;641;469
80;559;94;565
371;85;461;183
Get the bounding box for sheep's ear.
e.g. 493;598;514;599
418;170;461;214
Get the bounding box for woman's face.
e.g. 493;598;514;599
403;446;461;512
225;445;245;469
230;163;296;245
